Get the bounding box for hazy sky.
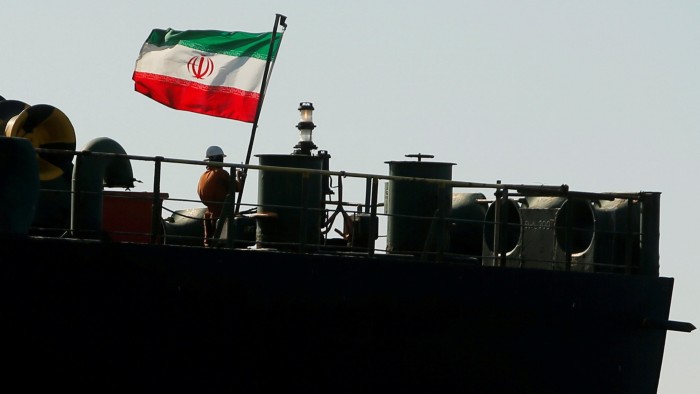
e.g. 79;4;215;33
3;1;698;392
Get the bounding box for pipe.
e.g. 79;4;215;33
70;137;134;239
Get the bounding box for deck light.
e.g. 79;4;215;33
293;102;317;155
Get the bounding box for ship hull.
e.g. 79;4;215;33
1;235;672;393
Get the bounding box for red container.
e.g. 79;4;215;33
102;191;168;244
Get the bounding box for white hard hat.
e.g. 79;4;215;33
205;145;225;160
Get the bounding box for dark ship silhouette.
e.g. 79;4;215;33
0;97;694;393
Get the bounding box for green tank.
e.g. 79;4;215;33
255;154;323;251
385;155;454;257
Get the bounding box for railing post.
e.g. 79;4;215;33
150;156;163;244
368;177;378;256
493;187;502;267
437;182;446;262
222;164;238;248
365;178;372;214
625;198;635;274
498;188;510;267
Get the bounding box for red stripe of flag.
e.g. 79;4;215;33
133;72;260;122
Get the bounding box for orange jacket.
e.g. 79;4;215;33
197;166;230;217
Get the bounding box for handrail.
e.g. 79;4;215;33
29;147;660;276
35;147;650;201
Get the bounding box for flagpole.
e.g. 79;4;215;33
235;14;287;215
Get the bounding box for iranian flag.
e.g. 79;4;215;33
132;28;282;123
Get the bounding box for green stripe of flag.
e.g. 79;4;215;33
145;28;281;61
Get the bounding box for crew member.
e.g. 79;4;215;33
197;145;241;246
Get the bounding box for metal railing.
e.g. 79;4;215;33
25;147;660;276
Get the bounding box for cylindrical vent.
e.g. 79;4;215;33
385;160;455;255
256;154;323;251
5;104;76;181
484;198;522;255
449;192;487;257
592;199;640;272
555;199;595;254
